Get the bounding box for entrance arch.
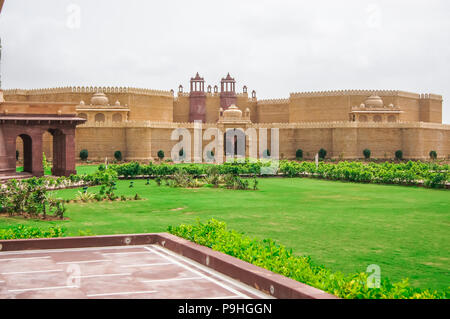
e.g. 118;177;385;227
17;134;33;173
224;129;246;159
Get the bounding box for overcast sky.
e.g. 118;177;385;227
0;0;449;123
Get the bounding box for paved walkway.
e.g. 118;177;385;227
0;244;272;299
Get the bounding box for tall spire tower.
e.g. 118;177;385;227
220;73;237;110
189;72;206;122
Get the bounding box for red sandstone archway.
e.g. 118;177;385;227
0;114;84;177
17;134;33;173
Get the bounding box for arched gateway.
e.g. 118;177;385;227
0;99;85;177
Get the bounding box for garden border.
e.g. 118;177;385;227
0;233;337;299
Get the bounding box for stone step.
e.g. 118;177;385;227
0;172;34;183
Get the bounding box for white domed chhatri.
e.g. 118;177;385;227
90;92;109;106
223;104;242;119
364;95;384;108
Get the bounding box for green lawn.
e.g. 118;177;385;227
16;164;98;175
4;165;450;291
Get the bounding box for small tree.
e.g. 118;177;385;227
114;150;123;161
395;150;403;160
363;149;371;159
157;150;165;161
296;149;303;159
429;150;437;160
318;148;327;159
80;149;88;161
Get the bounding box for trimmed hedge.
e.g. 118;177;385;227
107;160;449;189
319;148;327;159
168;219;448;299
279;160;448;188
114;150;123;161
80;149;88;161
0;225;65;240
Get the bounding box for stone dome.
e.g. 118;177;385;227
90;92;109;106
364;95;383;108
223;104;242;119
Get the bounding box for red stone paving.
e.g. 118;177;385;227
0;245;272;299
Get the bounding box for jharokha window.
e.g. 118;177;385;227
112;113;122;122
95;113;105;122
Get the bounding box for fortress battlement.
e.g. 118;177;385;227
289;89;440;100
258;98;290;105
3;86;173;97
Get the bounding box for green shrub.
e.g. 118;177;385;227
318;148;327;159
424;172;448;189
363;149;371;159
395;150;403;160
223;174;249;190
114;150;123;161
157;150;165;160
80;149;89;161
296;149;303;159
0;225;65;240
429;150;437;160
75;190;95;202
168;219;447;299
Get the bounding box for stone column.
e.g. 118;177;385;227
31;131;44;177
64;129;77;176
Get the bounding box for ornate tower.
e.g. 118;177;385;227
189;72;206;122
220;73;236;110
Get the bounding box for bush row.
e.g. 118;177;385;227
279;160;449;188
108;160;273;178
295;148;440;160
168;219;448;299
0;169;119;218
107;160;448;188
0;225;65;240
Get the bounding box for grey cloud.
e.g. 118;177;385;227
0;0;448;123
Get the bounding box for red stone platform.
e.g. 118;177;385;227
0;233;337;299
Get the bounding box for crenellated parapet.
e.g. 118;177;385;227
290;89;428;99
4;86;173;97
248;121;450;130
258;98;290;105
420;93;443;101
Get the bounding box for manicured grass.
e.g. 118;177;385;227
76;164;102;175
1;173;448;292
16;166;52;175
16;164;100;175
